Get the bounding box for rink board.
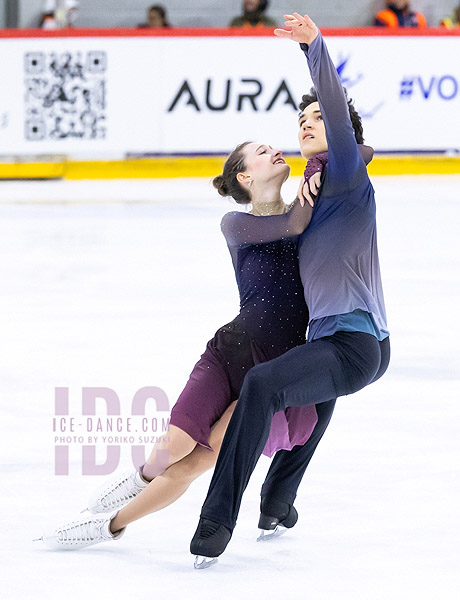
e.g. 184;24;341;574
1;153;460;179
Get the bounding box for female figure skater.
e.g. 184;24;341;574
190;13;390;566
40;145;339;549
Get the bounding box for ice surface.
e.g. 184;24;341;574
0;175;459;600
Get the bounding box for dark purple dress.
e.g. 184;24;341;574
169;204;319;457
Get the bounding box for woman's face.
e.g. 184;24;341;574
239;142;290;188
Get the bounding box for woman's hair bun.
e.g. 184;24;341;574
213;174;229;197
212;142;251;205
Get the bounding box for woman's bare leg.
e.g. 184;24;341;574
142;424;198;480
110;401;237;533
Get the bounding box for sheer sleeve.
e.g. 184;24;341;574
221;200;313;247
304;151;328;183
302;145;374;196
304;145;373;182
359;144;374;166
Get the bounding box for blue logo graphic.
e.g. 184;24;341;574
335;54;383;119
336;55;363;89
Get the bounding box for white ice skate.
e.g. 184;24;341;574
37;512;124;550
85;470;148;514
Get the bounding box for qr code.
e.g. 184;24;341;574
24;50;107;141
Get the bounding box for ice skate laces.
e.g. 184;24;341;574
100;473;143;509
58;518;104;543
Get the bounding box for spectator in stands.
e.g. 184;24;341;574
64;0;79;26
40;0;79;29
374;1;426;27
145;4;171;28
39;0;58;29
230;0;276;28
440;3;460;28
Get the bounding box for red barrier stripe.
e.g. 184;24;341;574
0;27;459;38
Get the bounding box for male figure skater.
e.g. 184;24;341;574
191;12;390;565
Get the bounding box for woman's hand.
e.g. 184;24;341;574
274;13;319;45
297;171;321;207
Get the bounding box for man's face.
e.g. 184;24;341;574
297;102;328;159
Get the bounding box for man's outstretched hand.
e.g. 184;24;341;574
274;13;319;45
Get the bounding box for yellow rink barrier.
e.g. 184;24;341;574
0;155;459;179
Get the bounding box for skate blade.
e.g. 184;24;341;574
194;555;218;569
257;525;288;542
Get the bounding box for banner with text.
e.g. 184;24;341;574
0;34;459;156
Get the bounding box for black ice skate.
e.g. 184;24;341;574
190;518;232;569
257;496;298;542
